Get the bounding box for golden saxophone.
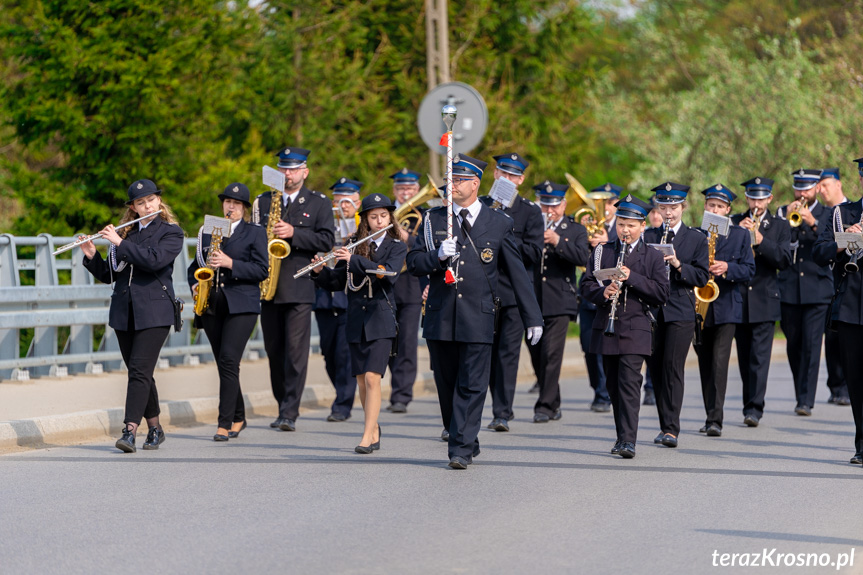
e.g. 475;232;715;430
193;226;224;316
694;226;720;329
260;191;291;301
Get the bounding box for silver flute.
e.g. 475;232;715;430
52;210;164;255
294;224;393;279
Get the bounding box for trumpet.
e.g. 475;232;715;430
52;210;164;255
294;224;394;279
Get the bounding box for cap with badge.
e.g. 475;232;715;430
701;183;736;205
819;167;840;182
359;193;396;214
390;168;421;185
615;194;652;220
329;177;363;195
532;180;567;206
493;153;529;176
651;181;690;205
276;147;311;169
452;154;487;180
740;177;774;199
591;183;623;198
791;169;821;191
853;158;863;177
126;179;161;205
218;182;252;207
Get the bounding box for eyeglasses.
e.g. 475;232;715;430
452;177;474;184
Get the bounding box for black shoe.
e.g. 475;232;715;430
653;432;665;444
642;389;656;406
115;428;136;453
213;431;229;442
836;396;851;406
269;418;281;428
591;400;612;413
488;418;509;432
550;409;562;421
795;405;812;416
371;425;381;451
387;402;408;413
441;429;449;442
610;440;622;455
142;427;165;450
827;393;837;404
228;420;247;439
618;442;636;458
661;433;678;448
448;456;469;470
278;419;296;432
355;444;373;454
472;445;481;459
850;452;863;465
706;423;722;437
506;414;515;421
698;425;708;433
533;412;550;423
327;412;349;422
743;415;759;427
528;382;539;393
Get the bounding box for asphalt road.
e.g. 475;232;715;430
1;360;861;574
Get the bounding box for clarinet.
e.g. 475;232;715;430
604;234;630;337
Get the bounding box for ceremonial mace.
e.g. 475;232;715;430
442;104;458;284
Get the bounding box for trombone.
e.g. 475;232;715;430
52;210;164;255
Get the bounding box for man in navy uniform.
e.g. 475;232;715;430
694;185;755;436
643;182;710;448
252;147;335;431
731;177;792;427
813;185;863;465
387;168;425;413
406;154;544;469
480;153;543;431
580;195;670;459
777;169;834;416
314;177;361;422
817;167;852;407
529;181;589;423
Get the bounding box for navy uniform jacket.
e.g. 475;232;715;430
83;218;184;331
187;220;269;315
730;209;792;323
535;215;589;318
252;186;335;304
479;195;544;307
813;200;863;325
313;235;407;342
695;226;756;326
777;202;834;305
392;231;423;307
643;224;710;322
605;215;619;243
406;204;543;344
580;239;670;356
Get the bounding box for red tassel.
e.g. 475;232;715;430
444;268;456;284
439;133;448;146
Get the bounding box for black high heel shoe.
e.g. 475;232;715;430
371;425;381;451
228;420;247;439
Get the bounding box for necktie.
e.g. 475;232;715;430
460;208;472;236
370;241;378;259
283;194;290;210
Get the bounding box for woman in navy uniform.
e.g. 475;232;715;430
813;194;863;466
643;182;710;448
694;185;755;437
188;183;269;442
581;195;670;459
311;194;407;453
80;179;184;453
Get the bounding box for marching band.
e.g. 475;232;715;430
74;146;863;470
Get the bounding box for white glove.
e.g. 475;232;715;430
527;326;543;346
438;238;458;260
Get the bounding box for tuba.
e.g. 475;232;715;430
694;224;720;330
260;191;291;301
566;173;612;238
193;226;224;316
393;175;441;237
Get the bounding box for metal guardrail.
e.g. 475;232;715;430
0;233;308;382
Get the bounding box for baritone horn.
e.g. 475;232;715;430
260;191;290;301
566;173;612;237
393;174;442;237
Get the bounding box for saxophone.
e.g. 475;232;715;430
193;227;223;316
260;191;291;301
694;225;720;329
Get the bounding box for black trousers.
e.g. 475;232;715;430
735;321;776;418
648;320;694;436
695;323;736;428
116;325;170;425
426;339;492;460
835;322;863;455
388;302;421;406
780;303;828;409
489;305;523;420
603;354;647;444
202;292;258;429
260;301;312;420
824;327;849;398
315;309;355;417
579;307;609;402
530;315;570;417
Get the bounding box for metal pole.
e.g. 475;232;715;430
426;0;450;184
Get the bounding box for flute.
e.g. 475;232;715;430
293;224;394;279
52;210;164;255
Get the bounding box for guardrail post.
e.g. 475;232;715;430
27;234;60;377
0;234;21;380
65;252;95;374
97;327;123;372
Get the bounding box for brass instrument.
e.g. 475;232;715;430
294;224;394;279
52;210;164;255
566;173;613;237
604;233;630;337
845;213;863;273
260;191;291;300
694;224;720;329
749;208;762;255
193;226;224;316
788;201;803;228
393;175;441;237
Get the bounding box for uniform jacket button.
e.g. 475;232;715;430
748;286;753;290
457;294;462;299
362;306;366;310
800;272;804;276
542;277;547;282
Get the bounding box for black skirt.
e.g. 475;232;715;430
349;328;392;377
